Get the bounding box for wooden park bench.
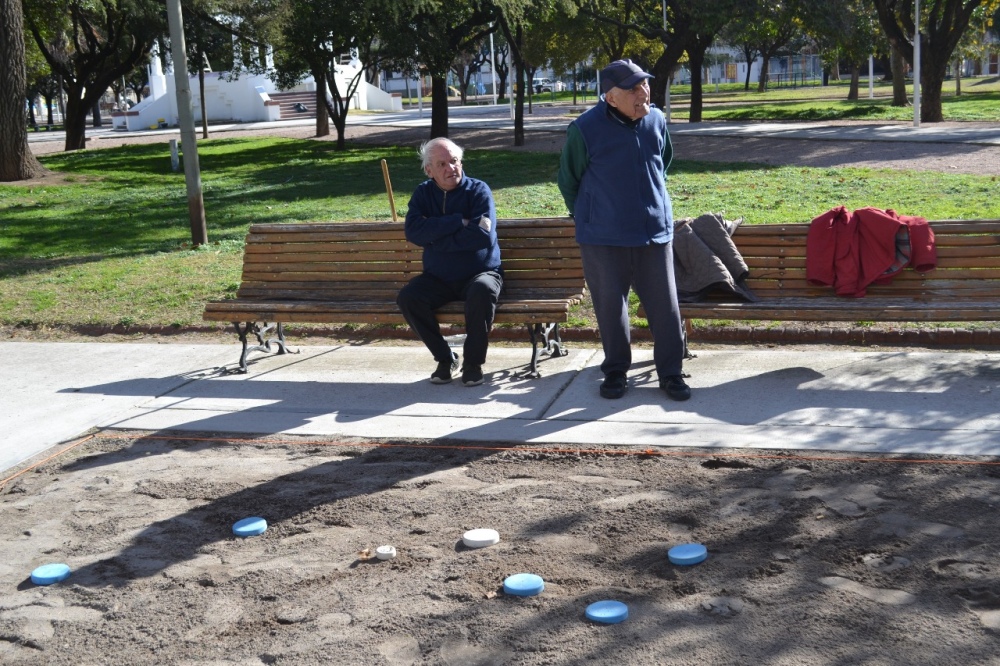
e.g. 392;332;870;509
203;218;585;374
655;219;1000;347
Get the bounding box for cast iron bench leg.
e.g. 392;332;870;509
520;323;569;378
233;321;297;373
682;318;696;359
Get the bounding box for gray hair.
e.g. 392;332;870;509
419;137;464;169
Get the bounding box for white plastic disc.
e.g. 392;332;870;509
462;528;500;548
375;545;397;560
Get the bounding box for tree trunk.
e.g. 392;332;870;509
430;76;449;139
649;37;688;110
848;65;860;100
513;59;525;146
954;58;961;96
64;91;89;150
919;47;951;122
331;100;346;151
921;64;946;123
688;48;705;122
0;0;48;181
92;101;102;128
315;76;330;138
877;54;892;81
890;43;908;106
757;57;770;93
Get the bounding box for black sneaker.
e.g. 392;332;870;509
600;371;628;399
660;375;691;401
461;364;484;386
430;353;459;384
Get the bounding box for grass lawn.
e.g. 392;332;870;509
2;136;999;330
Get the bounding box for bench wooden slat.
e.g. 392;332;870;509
636;218;1000;327
204;312;567;326
241;258;587;274
242;247;582;266
679;299;1000;322
207;217;586;373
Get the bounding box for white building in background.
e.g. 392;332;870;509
112;44;401;132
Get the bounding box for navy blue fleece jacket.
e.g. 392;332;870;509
404;175;501;282
557;99;674;246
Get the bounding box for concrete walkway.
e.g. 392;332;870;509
4;340;999;475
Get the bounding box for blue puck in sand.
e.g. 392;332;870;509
585;600;629;624
503;573;544;597
668;543;708;566
31;563;71;586
233;516;267;537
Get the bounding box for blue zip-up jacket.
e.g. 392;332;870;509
557;99;674;246
404;175;501;283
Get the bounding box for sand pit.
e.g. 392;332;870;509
2;431;1000;664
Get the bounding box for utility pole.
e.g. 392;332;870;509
663;1;671;122
165;0;207;245
914;0;921;127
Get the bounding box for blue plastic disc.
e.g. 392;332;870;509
31;563;71;586
503;573;544;597
668;543;708;566
585;600;629;624
233;516;267;537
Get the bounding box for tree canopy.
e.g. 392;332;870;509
873;0;991;121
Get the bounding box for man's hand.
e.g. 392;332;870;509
478;215;492;232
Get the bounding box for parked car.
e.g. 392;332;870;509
532;78;565;93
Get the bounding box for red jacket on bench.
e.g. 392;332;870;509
806;206;937;298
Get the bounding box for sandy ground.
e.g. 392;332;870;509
6;113;1000;664
3;432;1000;665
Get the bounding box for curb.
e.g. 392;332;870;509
40;323;1000;349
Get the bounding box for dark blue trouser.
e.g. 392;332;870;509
580;242;685;380
396;270;503;366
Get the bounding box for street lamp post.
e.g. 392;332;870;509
914;0;921;127
165;0;207;245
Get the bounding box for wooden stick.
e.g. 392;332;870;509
380;158;397;222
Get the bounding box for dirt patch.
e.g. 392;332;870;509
2;431;999;664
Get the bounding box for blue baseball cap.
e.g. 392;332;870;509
601;59;654;93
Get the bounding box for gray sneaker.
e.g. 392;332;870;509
430;353;460;384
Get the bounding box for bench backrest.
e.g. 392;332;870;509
237;218;585;304
736;219;1000;301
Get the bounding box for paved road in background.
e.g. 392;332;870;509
27;103;1000;148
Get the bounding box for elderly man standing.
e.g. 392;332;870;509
396;137;503;387
557;59;690;401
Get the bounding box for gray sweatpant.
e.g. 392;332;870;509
580;242;685;380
